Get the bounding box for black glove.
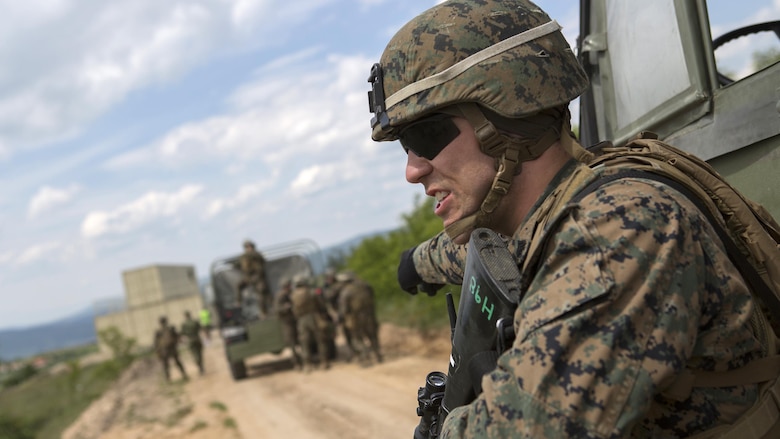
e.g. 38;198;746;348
398;247;444;296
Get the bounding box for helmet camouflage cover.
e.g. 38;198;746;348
368;0;588;141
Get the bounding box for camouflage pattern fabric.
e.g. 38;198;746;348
414;161;764;438
153;325;188;381
290;285;331;370
180;319;202;348
338;280;383;364
274;285;302;368
180;319;204;374
239;248;270;311
372;0;587;142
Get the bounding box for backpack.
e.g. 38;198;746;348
157;326;177;353
527;131;780;438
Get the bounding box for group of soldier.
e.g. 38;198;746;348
274;268;383;373
236;239;383;373
152;308;211;382
153;238;383;380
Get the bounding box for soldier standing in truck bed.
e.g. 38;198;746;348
289;274;331;373
238;239;271;317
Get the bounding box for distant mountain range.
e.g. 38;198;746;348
0;231;389;362
0;306;98;362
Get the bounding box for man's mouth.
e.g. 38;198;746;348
434;191;449;213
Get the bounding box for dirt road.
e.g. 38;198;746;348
63;324;452;439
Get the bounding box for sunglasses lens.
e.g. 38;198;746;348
399;116;460;160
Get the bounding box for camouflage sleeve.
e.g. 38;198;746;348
411;231;466;285
439;178;759;438
412;231;527;285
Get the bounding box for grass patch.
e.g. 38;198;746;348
165;405;193;427
189;420;208;433
209;400;228;412
0;356;134;439
223;417;237;429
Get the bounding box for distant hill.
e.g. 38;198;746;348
0;306;97;361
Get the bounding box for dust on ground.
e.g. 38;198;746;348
63;323;452;439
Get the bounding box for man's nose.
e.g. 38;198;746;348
405;151;432;184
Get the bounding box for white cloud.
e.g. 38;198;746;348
27;183;81;219
0;0;342;157
206;178;277;218
81;184;204;238
14;241;61;266
105;52;375;172
289;161;363;197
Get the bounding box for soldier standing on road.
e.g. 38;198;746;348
238;239;271;317
336;271;383;365
321;268;349;350
180;311;204;375
370;0;779;436
289;274;331;373
274;277;303;370
199;308;212;341
153;316;188;382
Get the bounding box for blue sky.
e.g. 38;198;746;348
0;0;777;330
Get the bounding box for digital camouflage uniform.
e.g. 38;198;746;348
180;314;204;375
290;279;331;372
239;246;271;315
153;318;188;382
338;277;383;364
412;160;765;438
274;281;303;369
322;274;350;352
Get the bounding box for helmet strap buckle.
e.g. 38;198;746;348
367;63;391;131
459;103;504;157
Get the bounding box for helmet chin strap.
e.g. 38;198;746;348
442;103;569;242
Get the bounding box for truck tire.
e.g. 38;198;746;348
229;359;247;380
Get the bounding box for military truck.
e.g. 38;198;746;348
209;239;333;380
576;0;779;218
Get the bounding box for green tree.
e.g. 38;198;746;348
98;326;136;365
0;413;36;439
2;364;38;388
96;326;136;379
753;47;780;71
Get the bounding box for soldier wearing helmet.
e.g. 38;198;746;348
237;239;271;317
289;273;331;372
153;315;188;382
274;277;302;370
336;271;382;365
370;1;767;437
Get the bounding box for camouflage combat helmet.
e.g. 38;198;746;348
335;271;355;282
292;274;308;287
367;0;590;240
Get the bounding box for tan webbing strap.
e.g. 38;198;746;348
559;122;594;163
686;376;780;439
662;356;780;402
442;103;561;241
519;164;595;274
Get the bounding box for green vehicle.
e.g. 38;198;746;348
209;239;331;380
577;0;779;218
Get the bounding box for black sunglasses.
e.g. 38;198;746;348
398;114;461;160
